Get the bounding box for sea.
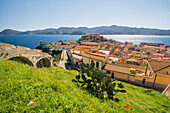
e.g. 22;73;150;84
0;35;170;49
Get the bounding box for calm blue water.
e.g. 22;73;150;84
105;35;170;46
0;35;170;49
0;35;81;49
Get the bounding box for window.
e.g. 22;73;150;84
142;78;145;84
148;71;152;77
106;71;110;74
96;62;99;68
75;62;78;66
111;73;114;79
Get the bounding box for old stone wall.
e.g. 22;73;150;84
0;42;53;67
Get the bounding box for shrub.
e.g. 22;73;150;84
112;61;115;64
72;62;126;100
42;48;50;53
130;70;136;74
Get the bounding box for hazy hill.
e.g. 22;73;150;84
0;29;22;35
1;25;170;35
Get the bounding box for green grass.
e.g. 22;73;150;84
0;58;170;113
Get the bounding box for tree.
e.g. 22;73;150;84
86;37;90;40
42;48;50;53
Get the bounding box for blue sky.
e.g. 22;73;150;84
0;0;170;31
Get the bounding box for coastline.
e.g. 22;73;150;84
0;34;170;49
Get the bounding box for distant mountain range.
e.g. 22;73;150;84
1;25;170;35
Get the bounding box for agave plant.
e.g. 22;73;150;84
72;62;126;100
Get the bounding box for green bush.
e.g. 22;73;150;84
130;70;136;74
42;48;50;53
112;61;115;64
73;62;126;100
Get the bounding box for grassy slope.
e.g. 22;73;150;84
0;58;170;113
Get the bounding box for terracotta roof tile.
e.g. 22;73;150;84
72;48;89;52
76;46;97;49
83;53;106;61
81;42;98;45
82;51;108;61
149;60;170;72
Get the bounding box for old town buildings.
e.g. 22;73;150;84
40;34;170;94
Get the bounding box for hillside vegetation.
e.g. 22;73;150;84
1;25;170;35
0;58;170;112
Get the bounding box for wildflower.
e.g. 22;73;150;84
11;85;13;87
130;108;132;110
4;79;6;80
147;107;149;109
10;64;12;66
124;106;129;109
127;104;129;106
120;102;122;104
53;93;55;95
131;111;133;113
56;71;57;73
130;106;132;107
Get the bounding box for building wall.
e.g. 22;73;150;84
154;74;170;90
103;68;170;90
83;56;103;70
164;86;170;99
67;50;74;65
132;76;155;88
146;63;170;90
73;58;80;66
83;57;90;64
90;59;103;70
103;69;129;81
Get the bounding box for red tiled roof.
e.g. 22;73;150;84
76;46;97;49
127;59;140;63
85;33;100;36
81;42;98;45
72;48;89;52
109;54;117;57
82;51;108;61
149;60;170;72
86;52;108;57
83;53;106;61
95;51;106;54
